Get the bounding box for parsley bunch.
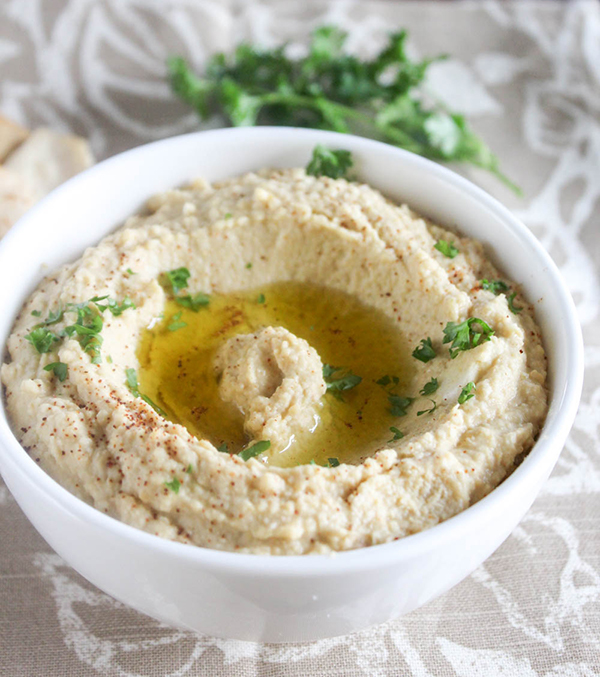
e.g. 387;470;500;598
168;26;519;192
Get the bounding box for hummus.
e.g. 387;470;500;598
1;168;548;555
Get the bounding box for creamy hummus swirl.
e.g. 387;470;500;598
1;169;547;554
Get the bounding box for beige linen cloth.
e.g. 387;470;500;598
0;1;599;675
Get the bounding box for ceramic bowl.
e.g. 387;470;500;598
0;127;583;642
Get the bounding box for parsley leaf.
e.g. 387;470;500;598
245;262;252;269
376;375;400;388
417;399;437;416
412;337;436;363
164;267;191;295
31;310;41;317
175;292;210;311
168;27;519;191
186;464;193;474
164;477;181;494
306;145;353;179
125;367;166;417
507;292;523;314
481;278;509;295
388;426;404;442
239;440;271;461
434;239;459;258
323;364;362;397
26;327;59;354
217;442;230;453
458;381;476;404
167;311;187;332
420;377;439;396
442;317;494;359
43;361;68;382
257;293;266;304
389;394;414;417
327;457;340;467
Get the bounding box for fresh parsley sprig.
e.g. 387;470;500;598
323;364;362;399
306;145;353;179
442;317;494;359
168;26;519;191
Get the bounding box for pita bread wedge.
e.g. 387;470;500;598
5;128;94;200
0;165;35;238
0;116;29;162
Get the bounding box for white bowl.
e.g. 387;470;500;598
0;127;583;643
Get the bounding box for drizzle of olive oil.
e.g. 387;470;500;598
137;281;415;468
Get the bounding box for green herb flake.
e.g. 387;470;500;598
107;355;113;364
388;426;404;442
327;457;340;467
245;262;253;269
164;477;181;494
125;367;166;416
43;361;68;382
481;278;509;295
224;212;233;219
217;442;230;453
507;292;523;314
323;364;362;398
167;311;188;332
175;292;210;311
306;145;353;179
164;267;191;295
417;399;437;416
168;28;519;192
412;337;436;363
420;377;439;396
458;381;476;405
434;239;459;258
126;268;136;275
443;317;494;359
389;394;414;417
257;293;266;304
26;327;59;354
106;297;136;316
239;440;271;461
186;464;193;474
31;310;42;317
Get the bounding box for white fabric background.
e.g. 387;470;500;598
0;1;599;675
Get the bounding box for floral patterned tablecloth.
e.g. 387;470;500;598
1;1;599;675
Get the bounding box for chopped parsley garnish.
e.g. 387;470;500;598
507;292;523;314
417;399;437;416
306;145;353;179
420;377;439;396
167;311;187;332
412;337;436;363
442;317;494;359
376;374;400;388
257;293;266;304
26;327;59;354
217;442;230;453
125;367;166;416
327;457;340;467
126;268;136;275
168;26;519;192
434;239;459;258
175;292;210;311
31;310;41;317
481;278;509;295
239;440;271;461
43;361;68;382
323;364;362;398
458;381;476;404
388;426;404;442
389;394;414;417
164;477;181;494
164;267;191;295
104;297;135;316
245;262;253;269
186;464;193;474
224;212;233;219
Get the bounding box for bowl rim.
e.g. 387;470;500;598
0;126;584;576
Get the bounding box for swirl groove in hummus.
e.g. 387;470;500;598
1;168;548;555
